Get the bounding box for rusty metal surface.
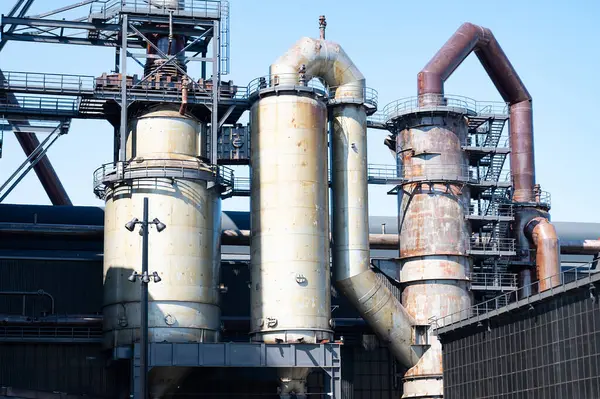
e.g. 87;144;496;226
394;112;472;398
14;133;72;206
417;22;535;203
525;217;561;291
510;100;535;202
103;110;222;348
396;114;471;258
249;94;332;344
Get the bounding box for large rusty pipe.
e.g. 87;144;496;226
525;217;561;290
418;22;534;202
14;133;72;206
271;33;419;369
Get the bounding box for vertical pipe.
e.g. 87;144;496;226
115;47;120;73
525;217;561;291
509;100;535;202
201;50;207;80
119;14;128;163
210;20;220;164
331;104;418;369
140;197;149;399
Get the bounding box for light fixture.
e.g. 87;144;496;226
152;271;162;283
142;272;150;284
153;218;167;233
138;225;145;236
128;271;139;283
125;218;139;232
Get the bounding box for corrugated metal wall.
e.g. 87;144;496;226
0;260;103;316
0;344;118;397
441;283;600;398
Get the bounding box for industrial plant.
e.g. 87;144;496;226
0;1;598;398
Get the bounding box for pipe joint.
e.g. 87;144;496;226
524;216;561;291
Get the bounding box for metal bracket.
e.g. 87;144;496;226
130;342;341;399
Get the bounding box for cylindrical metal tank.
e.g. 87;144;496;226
394;112;472;398
103;109;222;348
249;92;332;344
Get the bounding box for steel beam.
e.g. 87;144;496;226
118;14;128;165
210;20;220;164
0;0;35;52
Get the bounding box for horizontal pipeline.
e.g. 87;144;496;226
2;223;597;255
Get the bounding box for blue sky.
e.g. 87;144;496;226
1;0;599;222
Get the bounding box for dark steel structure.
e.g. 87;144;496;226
0;2;597;397
435;270;600;399
0;203;598;398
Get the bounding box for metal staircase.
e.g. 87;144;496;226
484;154;507;181
483;118;507;147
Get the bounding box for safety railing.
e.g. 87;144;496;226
246;74;378;110
367;164;398;182
431;263;598;329
89;0;225;19
381;95;508;124
396;164;472;184
0;95;79;114
0;290;55;316
0;325;102;341
93;159;233;198
468;237;516;254
469;202;514;217
470;272;518;290
0;71;95;94
232;177;250;195
93;75;245;100
467;133;510;148
328;86;378;110
246;74;328;97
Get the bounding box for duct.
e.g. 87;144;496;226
560;239;600;255
270;37;365;100
14;132;72;206
271;34;418;368
525;217;561;291
221;229;399;249
330;104;418;368
417;22;534;203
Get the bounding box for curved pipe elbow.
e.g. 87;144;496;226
336;269;420;369
525;217;561;291
270;37;365;100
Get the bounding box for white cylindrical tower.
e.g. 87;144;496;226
249;91;332;344
102;109;222;348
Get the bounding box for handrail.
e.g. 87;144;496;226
0;71;95;93
92;158;234;198
89;0;225;19
469;237;516;253
470;272;518;289
0;290;55;316
431;261;598;329
246;74;378;110
0;95;79;112
382;95;508;124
